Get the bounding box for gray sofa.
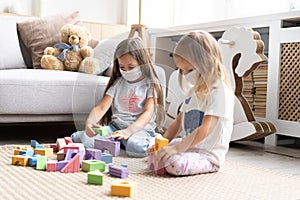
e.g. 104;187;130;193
0;14;166;128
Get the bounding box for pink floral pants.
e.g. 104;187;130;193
164;139;219;176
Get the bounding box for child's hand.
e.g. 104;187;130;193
157;145;178;163
147;145;155;154
86;123;101;137
107;129;131;140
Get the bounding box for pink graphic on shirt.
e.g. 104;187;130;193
119;88;143;113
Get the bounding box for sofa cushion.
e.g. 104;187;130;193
17;11;82;69
0;69;109;115
93;38;121;75
0;16;32;70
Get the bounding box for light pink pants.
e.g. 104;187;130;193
164;139;219;176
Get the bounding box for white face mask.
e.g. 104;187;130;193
183;69;199;87
120;66;143;82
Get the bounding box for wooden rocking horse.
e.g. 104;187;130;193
165;27;276;141
218;27;276;141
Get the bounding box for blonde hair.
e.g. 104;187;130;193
174;31;231;98
100;37;165;131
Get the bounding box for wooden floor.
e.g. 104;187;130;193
1;124;299;177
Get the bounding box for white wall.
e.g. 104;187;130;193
0;0;126;24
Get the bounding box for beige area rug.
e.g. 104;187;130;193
1;145;300;200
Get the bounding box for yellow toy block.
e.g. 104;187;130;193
34;148;53;157
14;149;20;155
12;155;29;166
155;138;169;151
111;181;137;197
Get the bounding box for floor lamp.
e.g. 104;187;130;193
128;0;148;47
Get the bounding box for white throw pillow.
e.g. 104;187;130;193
0;16;30;70
93;38;121;75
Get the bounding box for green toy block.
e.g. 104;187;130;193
93;127;109;136
36;156;47;170
87;170;103;185
82;160;106;172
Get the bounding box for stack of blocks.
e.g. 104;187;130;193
148;137;169;175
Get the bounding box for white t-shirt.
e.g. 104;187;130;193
181;79;234;166
106;77;156;131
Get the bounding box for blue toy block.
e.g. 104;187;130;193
31;140;42;148
28;156;38;167
101;153;112;164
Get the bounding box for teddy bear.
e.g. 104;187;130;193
41;24;96;73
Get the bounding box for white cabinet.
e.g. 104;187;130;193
149;11;300;146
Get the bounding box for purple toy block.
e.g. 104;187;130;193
65;149;85;164
85;148;102;160
109;165;129;178
56;160;69;171
94;138;120;157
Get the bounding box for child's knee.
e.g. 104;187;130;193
125;136;150;158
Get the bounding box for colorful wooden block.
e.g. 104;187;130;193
56;149;66;161
64;137;73;144
94;138;120;157
148;152;166;175
31;140;42;148
12;155;29;166
50;143;58;152
56;138;67;151
111;181;137;197
85;148;102;160
65;148;85;165
101;153;112;164
87;170;103;185
62;143;84;154
34;148;53;158
46;160;57;172
155;137;169;151
109;165;129;178
28;156;38;167
36;156;47;170
61;154;80;173
56;160;69;171
82;160;106;172
19;149;34;157
93;126;110;136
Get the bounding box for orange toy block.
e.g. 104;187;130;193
12;155;29;166
111;181;137;197
155;137;169;151
34;148;53;157
61;154;80;173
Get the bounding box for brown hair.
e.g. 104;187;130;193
100;37;165;131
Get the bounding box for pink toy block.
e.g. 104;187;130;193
85;148;102;160
46;160;57;172
64;137;73;144
62;143;84;154
148;152;166;175
94;138;120;157
61;154;80;173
